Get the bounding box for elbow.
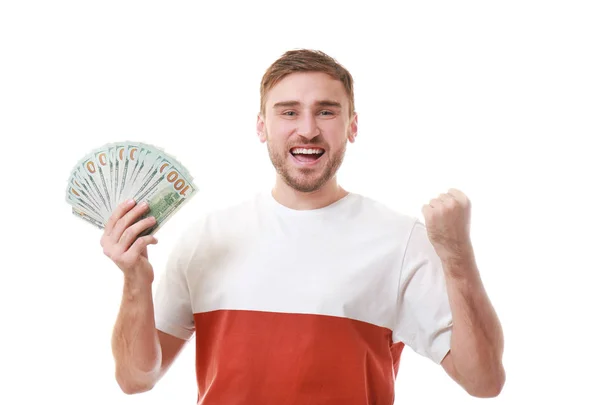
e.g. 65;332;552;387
118;381;155;395
115;370;156;395
466;365;506;398
468;381;504;398
117;378;155;395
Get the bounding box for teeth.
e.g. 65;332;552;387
291;148;324;155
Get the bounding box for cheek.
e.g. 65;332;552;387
267;121;294;140
274;120;296;133
324;122;350;143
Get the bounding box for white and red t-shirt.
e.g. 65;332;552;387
154;190;453;404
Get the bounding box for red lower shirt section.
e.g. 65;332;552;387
193;309;405;405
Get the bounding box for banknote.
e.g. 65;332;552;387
65;141;197;235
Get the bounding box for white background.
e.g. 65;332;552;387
1;1;599;403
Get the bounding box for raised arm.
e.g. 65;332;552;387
422;189;505;398
101;199;188;394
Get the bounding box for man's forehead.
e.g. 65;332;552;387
269;72;345;97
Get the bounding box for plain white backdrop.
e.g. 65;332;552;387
1;1;599;403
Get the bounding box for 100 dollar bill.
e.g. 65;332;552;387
133;162;196;236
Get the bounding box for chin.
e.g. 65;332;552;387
283;170;331;193
290;182;323;193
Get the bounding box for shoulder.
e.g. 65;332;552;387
165;192;263;266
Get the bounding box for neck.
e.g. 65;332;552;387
271;175;349;210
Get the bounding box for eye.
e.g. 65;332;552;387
319;110;334;116
282;111;296;116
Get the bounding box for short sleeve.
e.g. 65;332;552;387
393;219;453;364
153;223;200;341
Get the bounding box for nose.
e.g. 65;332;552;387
296;113;320;139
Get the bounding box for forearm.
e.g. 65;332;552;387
443;254;505;393
111;275;162;394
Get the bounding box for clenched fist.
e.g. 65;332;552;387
422;188;474;265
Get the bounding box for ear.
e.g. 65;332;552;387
256;113;267;143
347;112;358;143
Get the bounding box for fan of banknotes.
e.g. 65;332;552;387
65;141;197;236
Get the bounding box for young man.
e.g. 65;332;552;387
102;49;505;404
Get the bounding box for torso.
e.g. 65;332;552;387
181;191;418;404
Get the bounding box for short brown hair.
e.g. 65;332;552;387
259;49;355;118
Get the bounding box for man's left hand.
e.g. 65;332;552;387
422;188;474;266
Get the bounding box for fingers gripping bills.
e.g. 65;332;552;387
65;141;197;235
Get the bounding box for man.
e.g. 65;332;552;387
102;49;505;404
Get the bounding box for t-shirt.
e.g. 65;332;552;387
154;190;453;405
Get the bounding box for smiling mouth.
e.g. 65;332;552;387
289;147;325;164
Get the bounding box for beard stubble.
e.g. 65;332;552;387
266;135;347;193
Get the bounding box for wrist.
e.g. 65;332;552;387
123;270;154;293
439;248;479;281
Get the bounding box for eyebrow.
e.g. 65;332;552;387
272;100;342;109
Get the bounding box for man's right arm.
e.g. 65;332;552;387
111;275;187;394
101;199;189;394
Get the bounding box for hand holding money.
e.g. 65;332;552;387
100;199;159;281
65;141;197;235
66;141;197;279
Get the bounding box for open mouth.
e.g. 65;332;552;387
289;147;325;164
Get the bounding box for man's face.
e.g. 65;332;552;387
257;72;358;193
